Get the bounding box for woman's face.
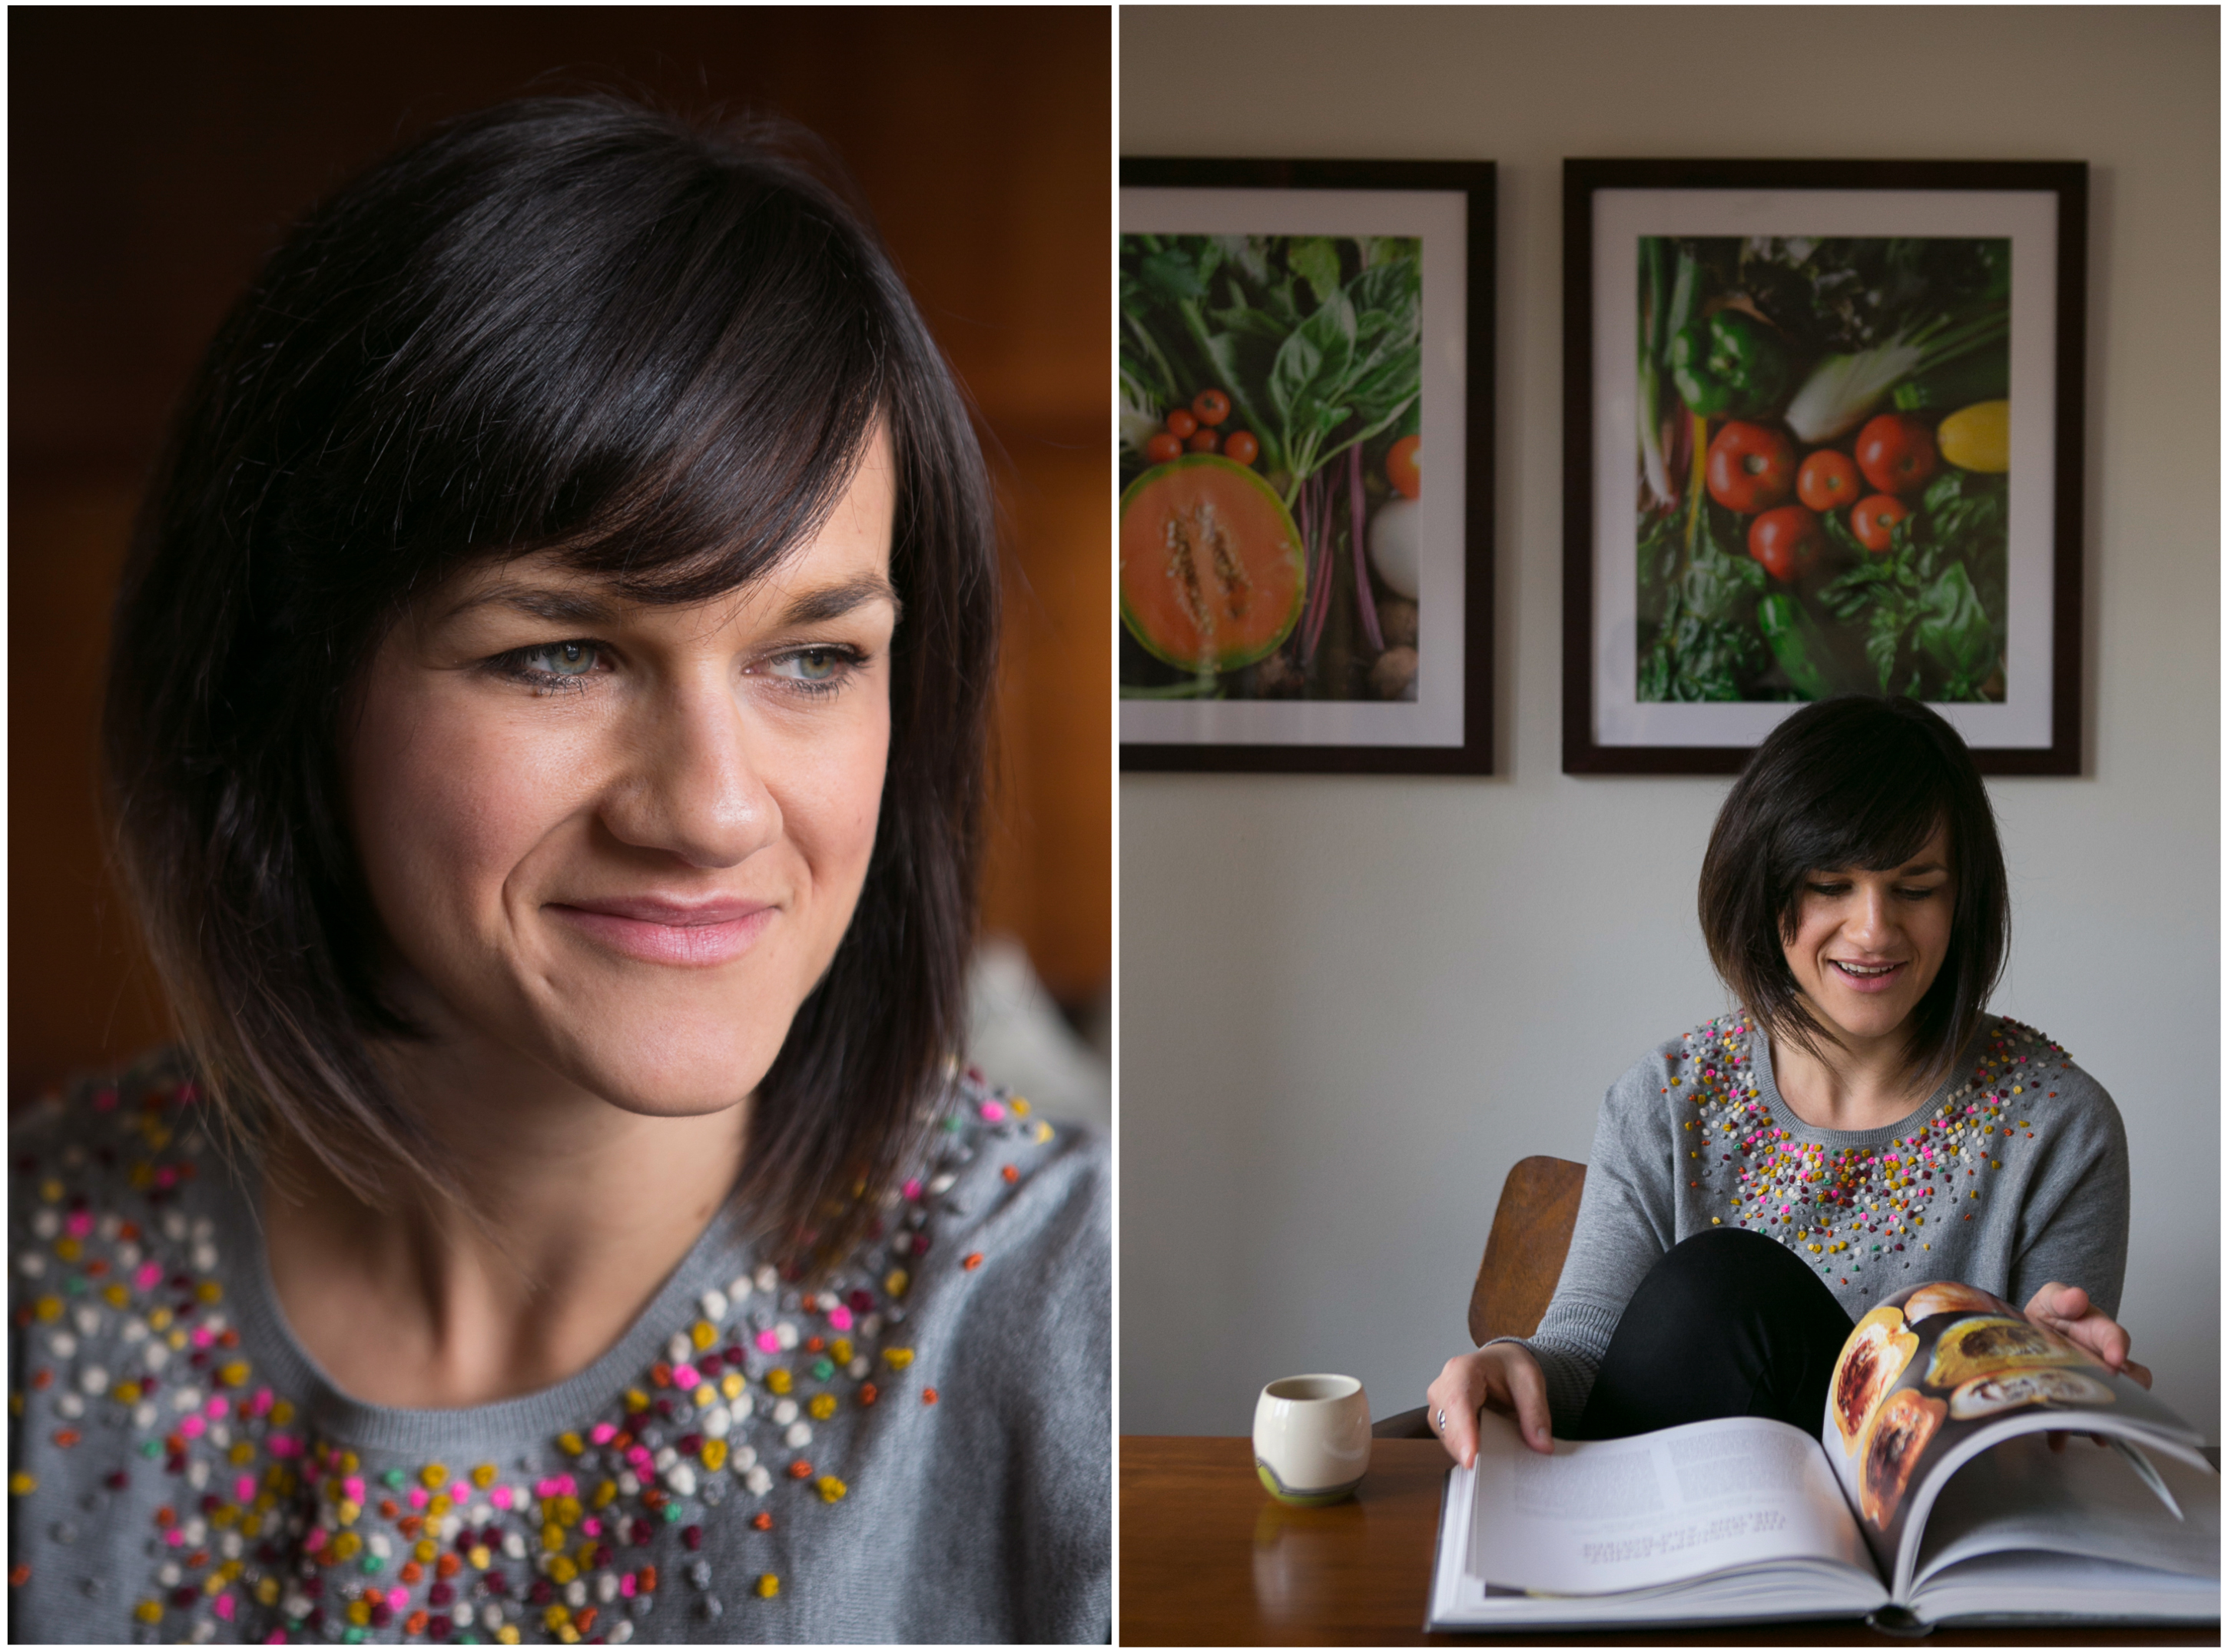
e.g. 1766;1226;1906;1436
1780;824;1956;1058
345;432;900;1117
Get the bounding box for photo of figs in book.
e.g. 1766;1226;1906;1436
1430;1279;2216;1633
1636;236;2011;705
1119;233;1422;704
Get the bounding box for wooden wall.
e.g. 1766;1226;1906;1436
8;7;1111;1098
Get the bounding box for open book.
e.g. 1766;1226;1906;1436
1428;1280;2219;1630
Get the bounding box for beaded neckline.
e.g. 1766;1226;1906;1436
11;1059;1057;1644
1669;1013;2074;1298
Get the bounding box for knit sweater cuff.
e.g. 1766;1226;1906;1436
1492;1301;1620;1434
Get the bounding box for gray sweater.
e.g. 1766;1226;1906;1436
1510;1013;2129;1431
7;1058;1110;1644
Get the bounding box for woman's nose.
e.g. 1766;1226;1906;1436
1847;883;1896;946
601;677;779;868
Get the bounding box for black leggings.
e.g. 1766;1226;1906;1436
1572;1227;1856;1440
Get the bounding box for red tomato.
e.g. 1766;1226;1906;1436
1851;493;1910;553
1795;449;1862;513
1145;432;1184;464
1706;421;1798;514
1855;413;1938;496
1748;506;1823;582
1191;388;1232;426
1385;433;1422;499
1223;430;1260;466
1165;407;1198;440
1186;427;1219;453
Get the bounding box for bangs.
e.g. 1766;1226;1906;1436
1768;745;1957;889
339;117;896;607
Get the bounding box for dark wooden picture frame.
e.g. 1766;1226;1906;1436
1563;158;2087;775
1119;157;1495;775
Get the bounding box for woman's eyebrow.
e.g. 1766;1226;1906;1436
443;582;620;626
777;574;903;627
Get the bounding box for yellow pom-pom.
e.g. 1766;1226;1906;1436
756;1574;781;1599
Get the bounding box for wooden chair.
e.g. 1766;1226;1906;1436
1372;1156;1587;1438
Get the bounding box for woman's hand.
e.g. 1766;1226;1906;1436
1425;1344;1553;1467
2024;1282;2151;1388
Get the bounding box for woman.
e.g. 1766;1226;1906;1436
1428;695;2140;1465
8;98;1108;1644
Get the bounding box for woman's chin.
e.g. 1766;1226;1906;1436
538;1021;784;1120
1815;997;1920;1050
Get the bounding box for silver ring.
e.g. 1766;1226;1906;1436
1435;1408;1447;1433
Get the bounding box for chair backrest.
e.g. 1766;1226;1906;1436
1467;1156;1587;1346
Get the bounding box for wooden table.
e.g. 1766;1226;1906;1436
1119;1437;2220;1646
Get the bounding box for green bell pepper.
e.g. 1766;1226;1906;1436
1756;592;1835;700
1669;310;1795;420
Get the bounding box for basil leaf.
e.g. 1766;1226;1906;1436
1287;236;1344;309
1269;294;1358;433
1139;247;1207;304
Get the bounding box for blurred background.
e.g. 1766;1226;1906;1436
10;7;1111;1123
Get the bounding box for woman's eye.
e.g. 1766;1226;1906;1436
492;639;604;689
524;641;598;676
764;646;862;690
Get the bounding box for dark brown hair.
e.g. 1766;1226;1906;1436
102;95;997;1258
1697;696;2008;1085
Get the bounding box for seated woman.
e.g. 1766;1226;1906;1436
9;97;1108;1644
1429;695;2141;1463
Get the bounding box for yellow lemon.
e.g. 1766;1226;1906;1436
1937;400;2009;473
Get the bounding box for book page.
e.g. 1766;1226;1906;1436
1818;1279;2208;1594
1908;1431;2219;1597
1466;1411;1873;1597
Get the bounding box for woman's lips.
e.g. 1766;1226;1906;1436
1828;958;1908;994
547;897;776;967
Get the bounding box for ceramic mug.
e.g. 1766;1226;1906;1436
1252;1373;1371;1505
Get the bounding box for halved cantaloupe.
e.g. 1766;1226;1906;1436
1120;455;1305;672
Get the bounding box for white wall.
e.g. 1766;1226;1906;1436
1119;6;2219;1438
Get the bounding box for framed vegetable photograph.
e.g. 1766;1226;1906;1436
1563;159;2086;775
1119;158;1494;775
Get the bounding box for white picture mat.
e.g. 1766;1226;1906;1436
1589;188;2060;750
1120;185;1469;748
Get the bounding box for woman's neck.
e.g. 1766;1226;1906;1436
1769;1019;1944;1133
261;1026;750;1409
